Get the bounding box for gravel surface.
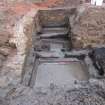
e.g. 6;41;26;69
8;79;105;105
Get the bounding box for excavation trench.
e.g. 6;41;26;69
22;9;90;88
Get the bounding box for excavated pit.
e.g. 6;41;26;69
21;9;98;88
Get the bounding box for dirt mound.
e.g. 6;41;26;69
72;7;105;49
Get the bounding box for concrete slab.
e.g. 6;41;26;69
34;40;70;51
34;60;89;88
42;27;68;32
40;31;68;38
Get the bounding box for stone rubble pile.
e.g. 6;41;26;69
71;7;105;49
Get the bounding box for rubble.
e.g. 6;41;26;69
9;82;105;105
89;47;105;76
0;46;12;56
71;6;105;49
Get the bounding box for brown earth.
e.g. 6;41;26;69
71;6;105;49
0;1;105;105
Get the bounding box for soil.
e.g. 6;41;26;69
0;0;105;105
